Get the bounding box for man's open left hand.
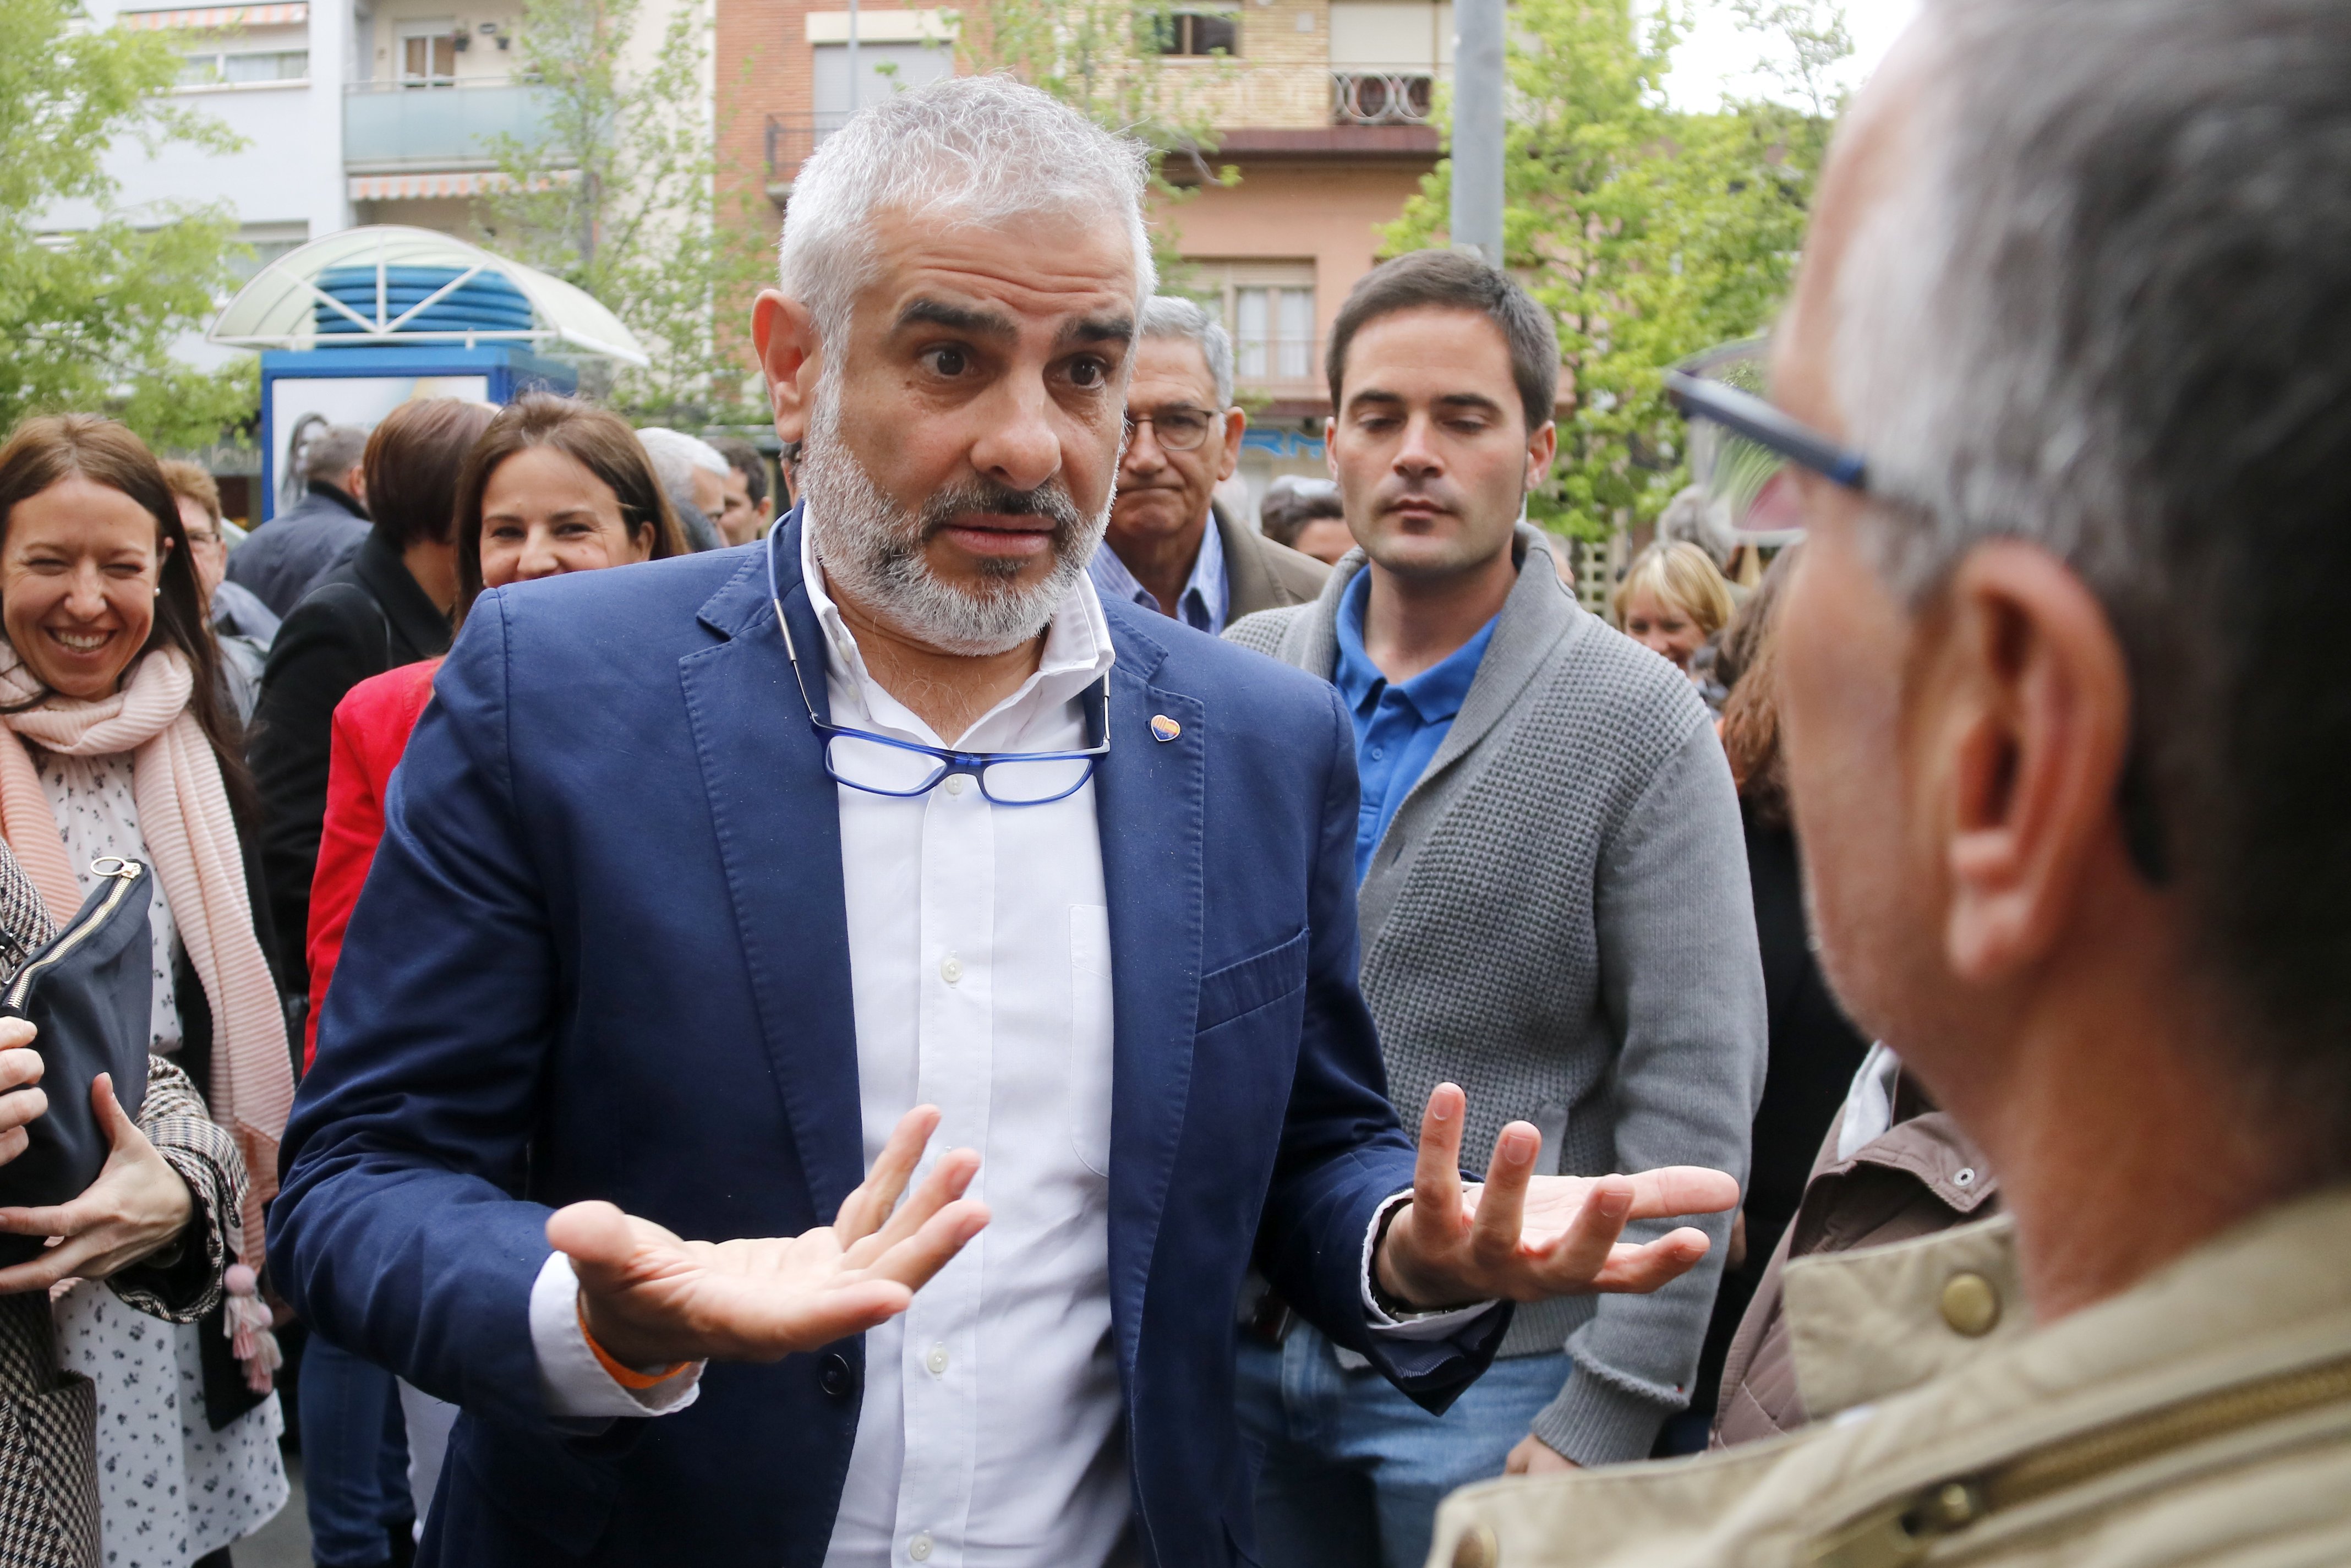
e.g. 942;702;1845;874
1371;1083;1738;1311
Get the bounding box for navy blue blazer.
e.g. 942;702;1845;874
270;511;1507;1566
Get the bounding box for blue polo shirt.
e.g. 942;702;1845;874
1331;567;1500;883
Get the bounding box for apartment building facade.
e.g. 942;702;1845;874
718;0;1453;514
79;0;709;299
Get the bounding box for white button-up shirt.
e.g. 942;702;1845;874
528;518;1483;1566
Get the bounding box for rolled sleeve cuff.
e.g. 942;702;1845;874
529;1252;703;1421
1527;1362;1676;1466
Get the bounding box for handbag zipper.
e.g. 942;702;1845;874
2;859;143;1012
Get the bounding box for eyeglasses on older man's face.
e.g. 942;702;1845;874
1123;407;1216;453
1663;364;1871;494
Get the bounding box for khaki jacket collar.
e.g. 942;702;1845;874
1433;1183;2351;1568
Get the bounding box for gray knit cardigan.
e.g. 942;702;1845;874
1226;528;1767;1464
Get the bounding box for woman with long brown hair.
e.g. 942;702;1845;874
0;413;292;1564
306;394;681;1068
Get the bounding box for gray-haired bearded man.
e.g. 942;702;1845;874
271;75;1740;1568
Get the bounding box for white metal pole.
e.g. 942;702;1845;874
1451;0;1505;266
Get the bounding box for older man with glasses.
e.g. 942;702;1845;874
1093;297;1329;633
1428;3;2351;1565
270;77;1740;1568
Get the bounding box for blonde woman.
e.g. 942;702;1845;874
1611;540;1737;695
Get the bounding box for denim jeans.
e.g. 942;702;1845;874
299;1335;412;1568
1235;1323;1570;1568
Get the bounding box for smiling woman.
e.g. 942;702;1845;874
0;414;294;1565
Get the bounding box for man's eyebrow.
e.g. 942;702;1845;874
1343;389;1507;414
1059;314;1135;348
895;298;1020;340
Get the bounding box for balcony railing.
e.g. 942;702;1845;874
765;112;852;191
1330;70;1434;127
343;77;556;172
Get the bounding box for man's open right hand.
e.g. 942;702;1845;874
548;1104;987;1368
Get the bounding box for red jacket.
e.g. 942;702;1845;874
304;658;442;1069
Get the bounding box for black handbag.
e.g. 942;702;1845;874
0;857;153;1265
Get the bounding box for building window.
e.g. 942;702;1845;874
1153;10;1238;56
810;40;954;123
1234;285;1316;381
179;47;308;85
399;23;458;85
1189;261;1319;386
229;223;309;283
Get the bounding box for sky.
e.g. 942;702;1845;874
1656;0;1922;113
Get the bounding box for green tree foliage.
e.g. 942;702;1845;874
0;0;254;449
1384;0;1843;539
482;0;773;425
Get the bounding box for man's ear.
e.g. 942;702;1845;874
1933;540;2136;981
752;291;822;445
1524;420;1559;494
1216;407;1246;484
1323;415;1339;480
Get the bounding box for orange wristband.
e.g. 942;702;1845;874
576;1296;691;1390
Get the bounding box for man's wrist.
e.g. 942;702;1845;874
575;1287;690;1378
1370;1199;1429;1313
1372;1199;1480;1314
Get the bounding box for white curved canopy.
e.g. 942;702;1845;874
208;225;649;366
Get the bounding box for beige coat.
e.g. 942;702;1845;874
1217;506;1330;622
1428;1186;2351;1568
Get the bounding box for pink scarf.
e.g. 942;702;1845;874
0;647;293;1265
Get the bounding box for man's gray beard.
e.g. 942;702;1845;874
799;384;1109;658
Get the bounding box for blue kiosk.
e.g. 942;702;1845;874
209;226;648;521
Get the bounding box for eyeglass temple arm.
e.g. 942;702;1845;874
1664;370;1871;493
769;594;830;725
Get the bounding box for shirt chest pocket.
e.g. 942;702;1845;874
1069;905;1115;1177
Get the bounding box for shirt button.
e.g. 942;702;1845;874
926;1342;949;1376
1370;746;1386;760
909;1533;933;1562
944;773;968;796
940;954;963;985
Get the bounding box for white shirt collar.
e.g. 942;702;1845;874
797;513;1116;749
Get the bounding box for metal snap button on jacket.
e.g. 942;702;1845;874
1940;1271;2003;1337
1452;1523;1500;1568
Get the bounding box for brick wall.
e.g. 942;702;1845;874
1164;0;1333;132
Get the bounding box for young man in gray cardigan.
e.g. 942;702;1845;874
1226;251;1767;1568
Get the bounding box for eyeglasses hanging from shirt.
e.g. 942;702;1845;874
764;524;1111;806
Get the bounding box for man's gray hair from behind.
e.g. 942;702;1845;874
1139;297;1235;409
1830;0;2351;1163
300;424;369;483
779;74;1156;348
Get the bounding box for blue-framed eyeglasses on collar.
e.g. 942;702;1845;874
1663;360;1871;494
764;526;1111;806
